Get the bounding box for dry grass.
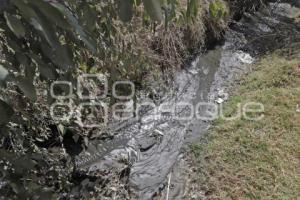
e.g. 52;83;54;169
90;0;230;89
130;0;228;69
190;51;300;200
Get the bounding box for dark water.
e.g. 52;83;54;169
74;2;300;199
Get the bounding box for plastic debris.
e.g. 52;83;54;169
236;51;255;64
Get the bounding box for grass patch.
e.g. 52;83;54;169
190;52;300;200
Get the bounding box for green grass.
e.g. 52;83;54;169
190;52;300;200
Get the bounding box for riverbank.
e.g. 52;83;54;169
0;1;233;199
0;1;293;199
188;50;300;199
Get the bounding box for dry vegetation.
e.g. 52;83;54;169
130;0;228;78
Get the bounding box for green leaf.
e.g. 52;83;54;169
16;53;30;66
12;0;37;20
117;0;133;22
13;0;60;48
4;12;26;38
28;0;70;30
16;53;35;81
30;54;57;80
41;44;74;70
13;156;36;174
186;0;198;21
142;0;163;21
53;3;97;53
16;77;37;101
209;1;226;19
81;4;97;32
25;65;36;82
0;64;9;81
30;10;60;48
0;99;14;125
5;38;21;53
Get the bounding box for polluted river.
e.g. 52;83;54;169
72;2;300;199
